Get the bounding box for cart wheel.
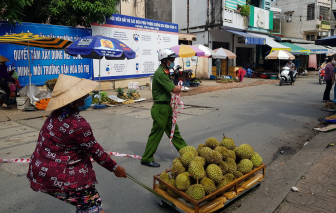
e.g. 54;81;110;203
279;79;282;86
158;199;168;208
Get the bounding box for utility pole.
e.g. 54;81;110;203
187;0;190;33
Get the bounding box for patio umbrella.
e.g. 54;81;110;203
0;32;73;108
315;35;336;46
265;50;295;77
192;44;215;58
170;44;205;58
192;44;215;78
212;48;236;59
66;35;136;107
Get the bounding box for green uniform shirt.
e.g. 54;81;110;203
152;64;175;102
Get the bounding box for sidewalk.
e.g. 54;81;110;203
232;131;336;213
275;144;336;213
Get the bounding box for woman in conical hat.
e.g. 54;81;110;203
27;74;126;213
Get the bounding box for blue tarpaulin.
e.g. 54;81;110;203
226;30;266;45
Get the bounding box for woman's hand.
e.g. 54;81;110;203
113;165;127;178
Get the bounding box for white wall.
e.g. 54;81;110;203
173;0;208;32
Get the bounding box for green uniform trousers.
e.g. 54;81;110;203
142;103;187;162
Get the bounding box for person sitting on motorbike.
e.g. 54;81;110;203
285;60;295;84
319;58;328;70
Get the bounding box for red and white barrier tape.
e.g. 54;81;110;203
169;80;184;152
0;152;142;164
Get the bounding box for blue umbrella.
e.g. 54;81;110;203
66;35;136;107
315;35;336;46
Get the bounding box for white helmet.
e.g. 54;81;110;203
158;49;178;61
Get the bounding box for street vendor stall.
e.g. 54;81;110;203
0;32;72;110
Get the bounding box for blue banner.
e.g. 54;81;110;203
0;22;93;86
106;14;178;33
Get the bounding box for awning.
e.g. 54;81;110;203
178;33;197;41
225;0;237;10
280;42;310;55
226;30;266;45
249;33;290;51
294;43;329;54
0;32;72;49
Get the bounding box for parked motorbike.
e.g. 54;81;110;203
279;67;297;86
319;68;325;85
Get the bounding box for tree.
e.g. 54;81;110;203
3;0;121;28
0;0;33;25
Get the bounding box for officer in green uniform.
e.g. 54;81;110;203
141;49;188;167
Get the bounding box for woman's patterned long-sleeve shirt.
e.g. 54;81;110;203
27;109;117;192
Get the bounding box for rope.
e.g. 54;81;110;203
168;80;184;152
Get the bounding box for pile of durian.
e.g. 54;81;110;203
159;134;263;201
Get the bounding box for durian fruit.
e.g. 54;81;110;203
233;171;243;178
176;172;190;191
186;184;205;200
218;161;229;174
237;159;254;174
159;171;171;190
167;179;180;198
214;146;229;161
250;152;263;167
188;160;206;180
227;150;236;161
197;144;205;153
206;164;223;184
199;147;212;158
220;134;235;150
193;156;206;167
173;157;182;165
226;158;237;173
205;137;219;149
171;161;185;178
179;146;198;157
223;173;235;182
217;178;230;189
204;150;222;165
236;144;255;159
181;152;196;167
200;177;216;195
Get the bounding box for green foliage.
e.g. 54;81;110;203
0;0;33;26
240;5;250;17
321;21;330;25
5;0;120;28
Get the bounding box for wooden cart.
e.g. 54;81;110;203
153;164;266;213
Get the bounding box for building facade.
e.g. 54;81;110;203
271;0;331;40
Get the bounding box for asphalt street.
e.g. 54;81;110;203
0;74;332;213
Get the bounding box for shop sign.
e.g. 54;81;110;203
249;6;274;30
0;22;93;86
91;14;178;80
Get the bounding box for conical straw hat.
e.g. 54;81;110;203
0;55;10;62
46;74;98;111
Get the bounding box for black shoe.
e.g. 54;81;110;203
141;161;160;167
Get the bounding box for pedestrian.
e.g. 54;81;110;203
333;59;336;101
0;56;11;109
215;58;221;77
237;68;246;82
141;49;187;167
27;74;126;213
285;59;295;84
322;57;334;102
